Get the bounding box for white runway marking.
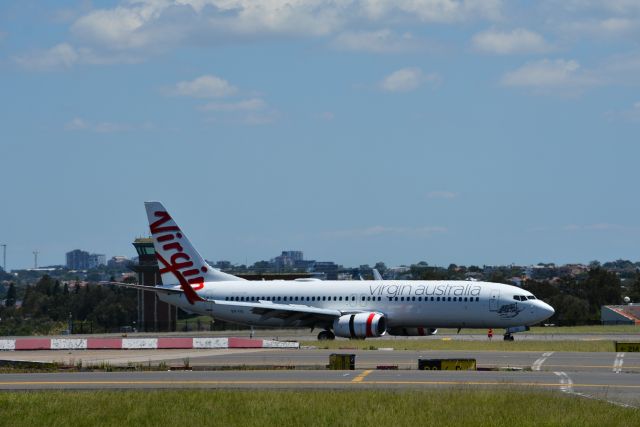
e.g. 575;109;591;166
532;352;554;371
613;352;625;374
554;371;573;393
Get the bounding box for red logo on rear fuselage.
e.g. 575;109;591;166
150;211;205;304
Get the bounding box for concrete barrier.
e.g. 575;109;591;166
0;337;300;351
51;338;87;350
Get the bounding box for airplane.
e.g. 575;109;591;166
105;201;555;341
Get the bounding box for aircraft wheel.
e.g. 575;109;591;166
503;334;514;341
317;330;335;341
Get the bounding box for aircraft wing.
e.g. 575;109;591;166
100;281;183;296
212;299;344;328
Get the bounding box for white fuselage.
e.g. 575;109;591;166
158;280;554;330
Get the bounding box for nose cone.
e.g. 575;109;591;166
538;301;555;321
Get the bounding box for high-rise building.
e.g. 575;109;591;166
88;254;106;268
66;249;89;269
66;250;107;269
273;250;304;270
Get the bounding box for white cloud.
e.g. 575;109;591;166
562;223;628;231
14;43;79;71
562;18;639;38
555;0;640;14
361;0;503;23
332;29;425;53
323;225;447;239
472;28;551;54
15;0;505;68
501;58;598;89
64;117;152;133
427;191;457;199
379;67;439;92
172;75;237;98
200;98;266;112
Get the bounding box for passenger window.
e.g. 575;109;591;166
362;296;365;301
476;297;479;301
448;297;452;301
431;297;434;301
395;297;398;301
437;297;440;301
352;296;355;301
339;296;342;301
464;297;468;302
412;297;416;301
418;297;422;301
378;297;381;301
295;296;298;301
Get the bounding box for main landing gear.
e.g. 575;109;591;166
503;333;515;341
317;330;335;341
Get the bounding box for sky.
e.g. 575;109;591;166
1;0;640;270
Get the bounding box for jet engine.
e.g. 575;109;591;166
333;313;387;338
387;327;437;336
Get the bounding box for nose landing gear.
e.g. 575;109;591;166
503;325;530;341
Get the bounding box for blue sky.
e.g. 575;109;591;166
1;0;640;269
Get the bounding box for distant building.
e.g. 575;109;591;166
66;249;106;269
107;256;130;268
273;251;304;270
213;260;232;270
601;305;640;325
66;249;89;270
313;261;339;280
88;254;106;269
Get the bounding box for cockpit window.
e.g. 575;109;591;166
513;295;529;301
527;295;536;300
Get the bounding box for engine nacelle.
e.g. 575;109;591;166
387;327;437;336
333;313;387;338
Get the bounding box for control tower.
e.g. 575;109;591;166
129;238;177;331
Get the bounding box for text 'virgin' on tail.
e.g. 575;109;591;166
144;201;244;292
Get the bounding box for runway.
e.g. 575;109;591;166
5;348;640;373
1;347;639;407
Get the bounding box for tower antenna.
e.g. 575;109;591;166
33;250;39;269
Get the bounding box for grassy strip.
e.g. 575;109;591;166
0;389;635;426
435;325;640;335
303;339;617;352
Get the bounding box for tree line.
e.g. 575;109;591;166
0;275;136;335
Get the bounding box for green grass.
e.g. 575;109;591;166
303;339;618;352
0;390;635;426
435;325;640;335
